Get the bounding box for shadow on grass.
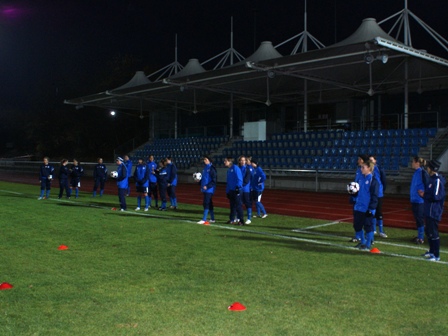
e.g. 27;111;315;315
215;232;363;256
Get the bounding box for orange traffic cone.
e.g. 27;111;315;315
58;245;69;250
370;247;381;254
0;282;13;290
228;302;246;311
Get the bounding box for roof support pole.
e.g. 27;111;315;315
175;102;178;139
229;93;234;139
404;59;409;129
304;79;308;132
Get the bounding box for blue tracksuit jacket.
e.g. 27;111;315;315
226;164;243;193
201;163;217;194
147;161;158;183
424;173;446;221
166;163;178;186
39;164;55;180
251;166;266;192
239;165;251;193
116;163;128;189
410;167;427;204
354;173;379;213
134;163;150;187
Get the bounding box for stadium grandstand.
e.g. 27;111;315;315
61;2;448;194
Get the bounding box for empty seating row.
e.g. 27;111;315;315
271;128;437;141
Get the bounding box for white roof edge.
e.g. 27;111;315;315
374;37;448;67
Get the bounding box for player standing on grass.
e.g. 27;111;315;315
410;157;428;244
166;156;178;209
115;157;128;211
92;158;107;197
156;158;168;211
124;155;133;196
349;154;369;242
250;159;268;219
38;156;55;200
147;155;158;209
352;160;379;251
238;156;253;224
197;156;217;224
133;158;150;211
421;159;445;262
70;159;84;198
369;155;387;239
224;157;244;225
58;159;71;199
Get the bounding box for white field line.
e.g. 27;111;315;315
0;190;24;195
1;189;447;265
292;227;448;255
204;223;448;265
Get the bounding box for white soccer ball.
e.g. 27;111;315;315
110;171;118;178
347;181;360;194
192;172;202;182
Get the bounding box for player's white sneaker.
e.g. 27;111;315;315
245;219;251;224
120;209;125;212
262;214;268;218
209;220;216;223
135;207;141;211
378;232;388;238
197;220;206;224
144;208;149;212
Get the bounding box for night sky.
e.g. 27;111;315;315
1;0;447;108
0;0;447;158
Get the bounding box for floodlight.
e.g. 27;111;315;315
110;110;116;116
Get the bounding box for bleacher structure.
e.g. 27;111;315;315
214;128;437;171
129;128;436;172
131;136;229;169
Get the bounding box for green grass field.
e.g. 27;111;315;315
1;181;447;335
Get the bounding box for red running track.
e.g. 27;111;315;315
2;173;447;232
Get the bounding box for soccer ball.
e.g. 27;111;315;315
110;171;118;178
192;172;202;182
347;181;360;194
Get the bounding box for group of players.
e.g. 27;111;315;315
350;154;445;261
38;155;179;213
39;152;444;261
195;155;268;226
38;156;84;200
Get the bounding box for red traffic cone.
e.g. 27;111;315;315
111;207;117;211
370;247;381;254
58;245;69;250
0;282;13;290
228;302;246;311
204;221;210;226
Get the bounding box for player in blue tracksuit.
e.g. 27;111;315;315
124;155;133;196
70;159;84;198
134;158;150;211
156;159;168;210
166;156;178;209
352;160;379;251
410;157;429;244
92;158;107;197
147;155;158;208
370;155;387;238
250;159;268;218
238;156;253;224
58;159;71;199
421;159;446;261
38;156;55;199
197;156;217;224
349;154;369;242
115;157;128;211
224;157;244;225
